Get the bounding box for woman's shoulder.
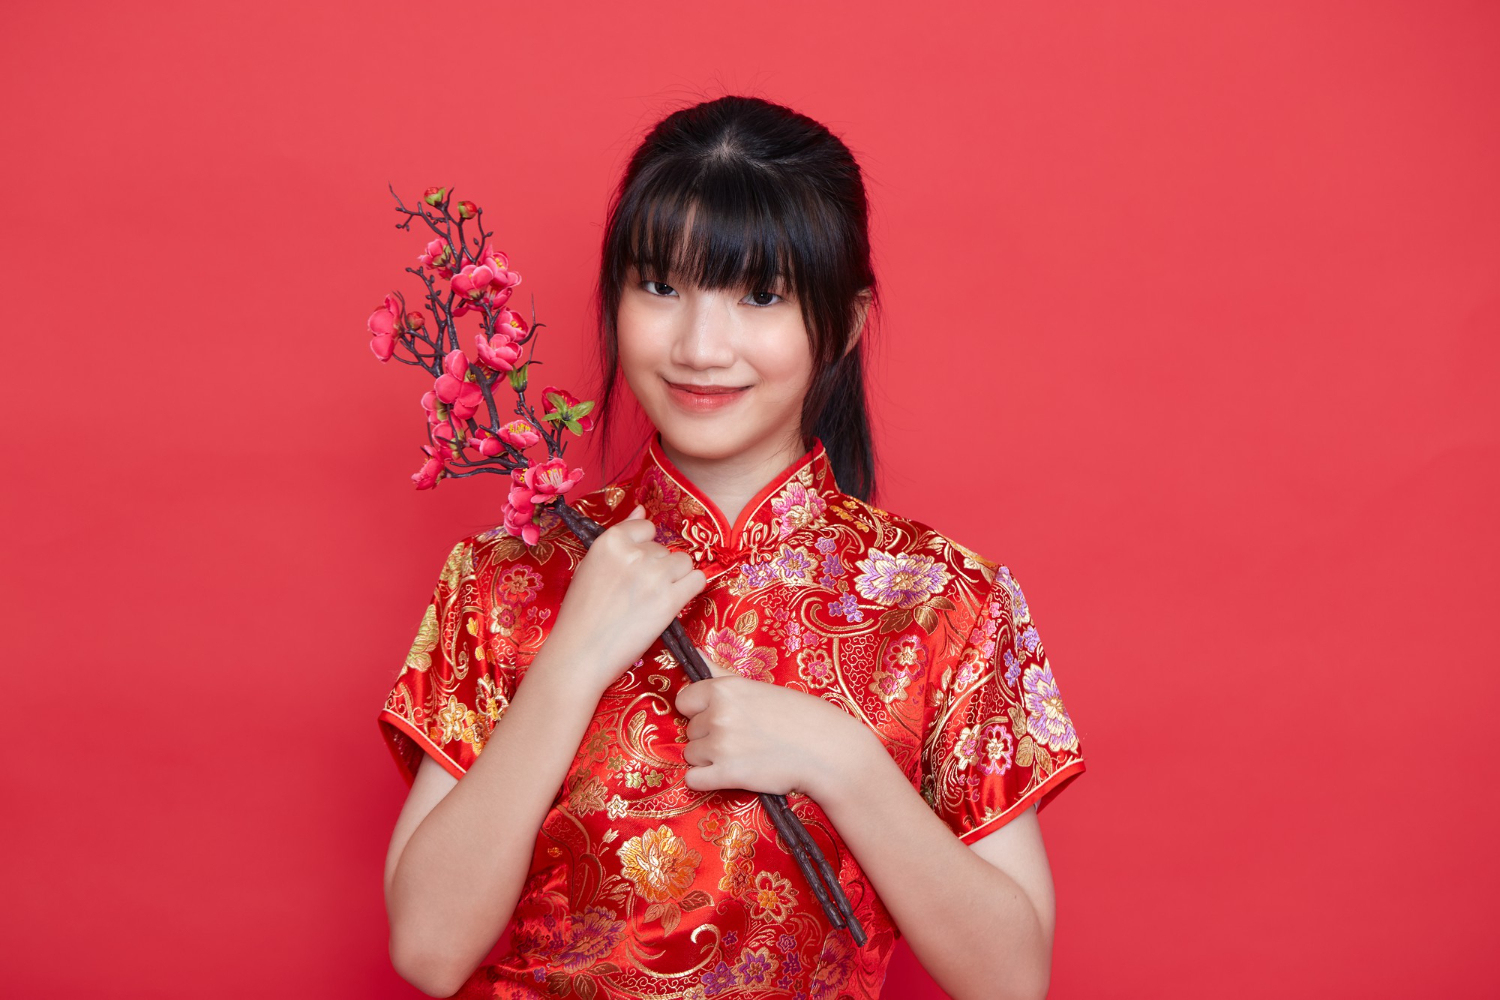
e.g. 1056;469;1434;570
832;492;1003;581
822;492;1015;632
454;479;635;597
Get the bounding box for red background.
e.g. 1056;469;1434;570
3;2;1497;996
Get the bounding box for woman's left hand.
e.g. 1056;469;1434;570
673;654;874;802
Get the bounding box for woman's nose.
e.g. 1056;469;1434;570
671;293;737;369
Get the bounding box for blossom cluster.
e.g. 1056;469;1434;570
365;185;596;543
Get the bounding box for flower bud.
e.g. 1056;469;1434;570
457;200;477;219
422;186;449;207
404;310;425;331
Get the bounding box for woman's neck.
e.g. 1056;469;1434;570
657;431;806;528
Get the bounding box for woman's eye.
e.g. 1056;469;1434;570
641;280;677;296
744;290;782;307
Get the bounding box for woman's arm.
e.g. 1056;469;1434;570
383;632;611;998
814;727;1055;1000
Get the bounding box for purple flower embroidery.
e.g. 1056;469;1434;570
740;559;777;590
853;549;951;608
701;960;737;995
734;947;777;986
828;592;864;623
774;545;816;583
1021;625;1040;653
1003;649;1022;688
1022;663;1079;752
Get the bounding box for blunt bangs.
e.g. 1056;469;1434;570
609;158;839;306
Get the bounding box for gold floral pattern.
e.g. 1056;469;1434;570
618;824;702;903
377;434;1085;998
746;870;798;923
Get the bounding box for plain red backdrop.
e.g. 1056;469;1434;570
3;2;1497;996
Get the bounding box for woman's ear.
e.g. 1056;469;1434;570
843;288;874;358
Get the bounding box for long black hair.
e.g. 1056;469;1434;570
590;94;881;503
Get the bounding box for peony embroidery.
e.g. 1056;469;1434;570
853;549;952;608
702;627;777;682
617;824;702;903
770;478;828;539
1023;663;1079;752
554;906;626;972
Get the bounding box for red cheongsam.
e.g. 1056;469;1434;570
379;434;1085;999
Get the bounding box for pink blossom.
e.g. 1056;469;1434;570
501;468;541;545
476;243;523;291
412;444;445;490
495;308;529;338
434;350;484;421
470;427;503;457
523;457;586;498
498;419;541;448
420;390;443;426
431;417;463;452
451;263;514;317
418;239;458;278
475;331;522;372
368;294;402;362
507;468;538;510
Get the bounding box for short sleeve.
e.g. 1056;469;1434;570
378;537;511;784
920;564;1085;844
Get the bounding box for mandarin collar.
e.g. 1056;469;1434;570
626;434;839;579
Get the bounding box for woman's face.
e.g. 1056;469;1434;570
617;261;813;465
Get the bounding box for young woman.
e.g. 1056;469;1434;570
378;95;1085;1000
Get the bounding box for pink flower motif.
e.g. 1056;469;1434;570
418;239;458;278
702;627;776;682
368;294;402;362
499;419;542;448
540;385;596;432
522;457;585;498
475;330;522;372
434;350;484;421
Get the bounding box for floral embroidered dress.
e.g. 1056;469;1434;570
378;435;1085;1000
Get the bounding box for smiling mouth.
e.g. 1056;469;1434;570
665;380;750;395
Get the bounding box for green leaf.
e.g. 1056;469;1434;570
571;399;596;418
563;417;583;435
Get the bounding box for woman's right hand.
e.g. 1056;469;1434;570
544;503;708;692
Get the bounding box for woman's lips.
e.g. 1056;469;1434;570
664;379;751;412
